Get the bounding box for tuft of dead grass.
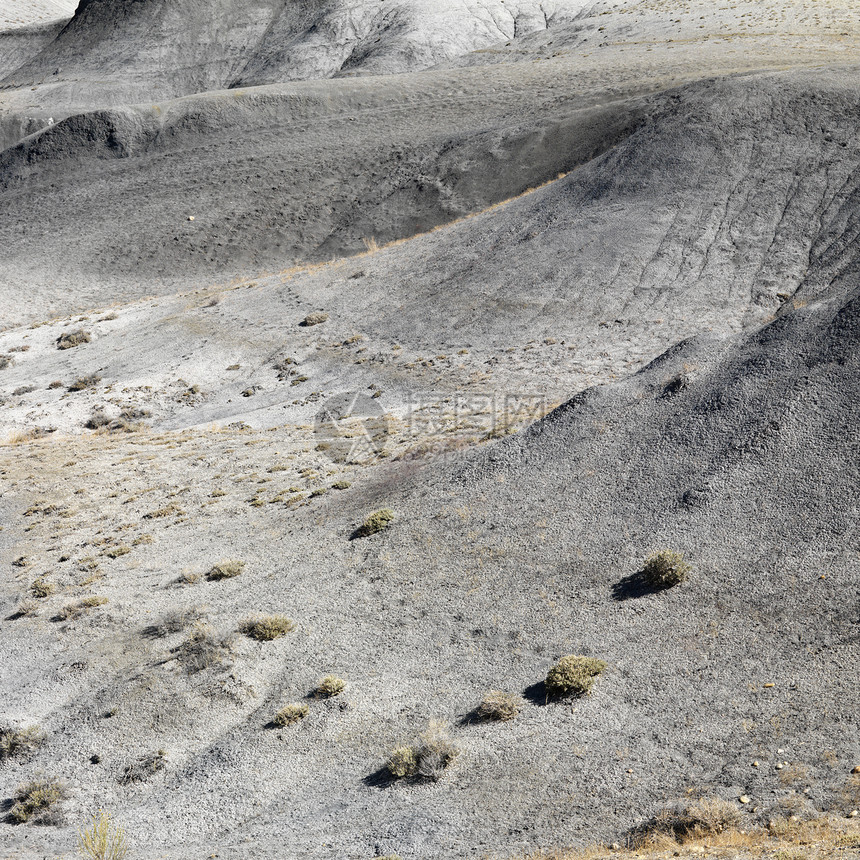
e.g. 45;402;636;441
206;559;245;580
0;725;45;760
386;720;459;781
240;614;295;641
8;778;64;824
56;329;91;349
273;703;308;726
476;690;523;721
314;675;346;698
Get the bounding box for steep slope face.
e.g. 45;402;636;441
0;17;67;78
2;66;860;336
1;0;592;102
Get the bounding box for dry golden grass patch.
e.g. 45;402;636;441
515;813;860;859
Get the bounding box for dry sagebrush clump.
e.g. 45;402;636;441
386;721;459;781
206;559;245;580
635;796;742;846
174;625;235;672
0;725;45;760
476;690;523;721
240;614;295;641
643;549;692;588
314;675;347;698
545;655;607;698
30;577;55;598
119;749;167;784
56;329;91;349
57;596;108;620
8;778;65;824
353;508;395;538
273;703;309;726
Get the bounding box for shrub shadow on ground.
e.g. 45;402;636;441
522;681;549;706
611;569;666;601
362;765;398;789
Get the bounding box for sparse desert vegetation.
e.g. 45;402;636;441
0;725;44;760
78;810;129;860
239;614;295;641
8;778;64;824
353;508;394;538
2;1;860;857
56;329;91;349
314;674;347;697
206;559;245;580
57;595;108;620
642;550;692;588
173;625;236;672
119;749;167;784
386;721;459;781
273;703;309;726
545;655;607;698
475;690;522;721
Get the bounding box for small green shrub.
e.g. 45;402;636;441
119;749;167;784
206;559;245;580
545;655;607;698
78;809;128;860
273;703;308;726
57;329;91;349
353;508;394;538
240;614;295;641
30;577;56;598
386;721;459;781
8;778;64;824
386;746;418;778
331;480;351;490
0;725;44;760
314;675;346;698
476;690;522;721
643;549;691;588
104;545;131;559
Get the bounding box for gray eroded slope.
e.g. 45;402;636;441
4;65;860;331
0;270;857;859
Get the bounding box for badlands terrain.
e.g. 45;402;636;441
1;0;860;858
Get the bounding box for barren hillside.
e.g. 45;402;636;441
0;2;858;859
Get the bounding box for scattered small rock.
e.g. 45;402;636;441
851;765;860;774
739;795;750;804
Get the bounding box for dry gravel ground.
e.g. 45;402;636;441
0;1;859;859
